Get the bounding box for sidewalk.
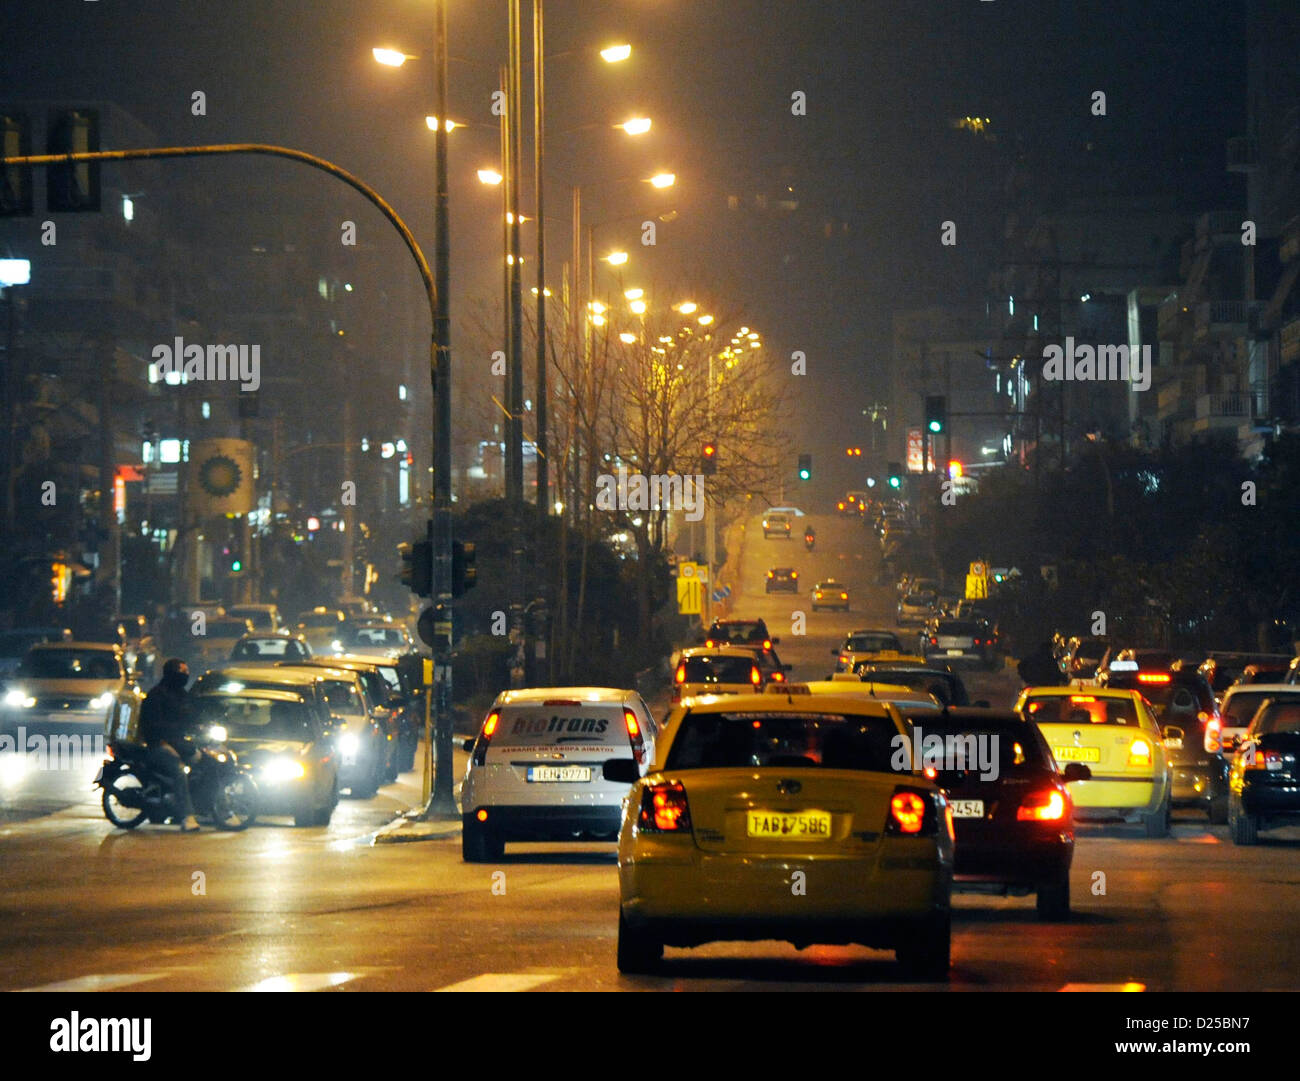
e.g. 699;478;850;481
371;741;466;844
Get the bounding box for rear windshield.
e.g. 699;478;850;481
681;655;757;684
19;651;121;680
708;622;765;644
319;679;364;717
298;613;341;628
903;592;934;604
194;695;315;740
345;626;408;648
854;667;959;705
913;719;1053;774
1223;690;1293;727
1023;695;1140;727
936;622;980;635
665;710;899;772
231;637;310;660
493;706;629;747
231;609;275;630
846;633;900;653
1253;702;1300;735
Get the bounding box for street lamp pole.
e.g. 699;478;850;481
533;0;549;525
506;0;527;687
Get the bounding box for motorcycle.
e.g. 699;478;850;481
95;724;260;831
804;531;816;551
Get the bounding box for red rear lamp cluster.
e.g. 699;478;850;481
638;781;691;832
890;791;926;834
1127;739;1153;767
750;666;762;686
1205;717;1222;753
472;710;500;766
1017;789;1067;821
624;708;646;764
1138;673;1171;684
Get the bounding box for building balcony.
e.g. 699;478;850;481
1195;392;1259;421
1226;136;1259;173
1281;316;1300;365
1158;294;1192;340
1194;300;1260;341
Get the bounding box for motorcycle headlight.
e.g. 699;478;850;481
89;692;114;710
4;689;34;708
263;757;307;782
338;731;360;755
207;724;229;743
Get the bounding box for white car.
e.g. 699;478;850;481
460;687;659;861
1208;683;1300;756
1;642;141;732
331;622;414;659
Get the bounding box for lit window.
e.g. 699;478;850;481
201;401;210;419
159;439;182;464
398;384;408;401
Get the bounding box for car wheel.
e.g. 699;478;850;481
896;914;950;981
616;910;662;974
1209;791;1229;826
462;817;505;862
348;771;379;799
384;744;399;783
1143;792;1171;838
1229;794;1258;845
1036;869;1070;920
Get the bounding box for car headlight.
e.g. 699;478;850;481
89;692;115;710
338;731;360;755
331;640;344;652
207;724;229;743
262;757;307;783
4;689;34;708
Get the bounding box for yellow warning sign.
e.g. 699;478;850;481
677;574;703;615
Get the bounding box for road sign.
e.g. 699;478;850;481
679;561;696;578
677;574;702;615
969;561;987;578
965;574;988;599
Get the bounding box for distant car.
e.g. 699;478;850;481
0;626;72;681
460;686;659;862
226;604;283;634
672;647;765;702
332;622;416;659
896;591;936;626
294;608;348;653
761;511;792;539
228;633;314;666
1;642;141;732
919;619;998;670
1228;696;1300;844
610;692;954;977
811;579;850;612
723;642;793;686
764;566;800;594
703;618;776;651
192;687;339;827
1017;686;1172;837
112;615;159;681
794;678;941;713
1202;652;1294;703
904;708;1087;920
1234;662;1291;686
1207;683;1300;795
193;617;257;671
832;628;903;672
337;599;377;623
852;661;971;707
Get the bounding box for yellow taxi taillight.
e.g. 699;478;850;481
624;707;646;764
638;781;691;832
889;791;927;834
750;666;762;686
767;571;774;578
476;808;488;822
840;592;847;600
675;665;686;684
1127;738;1153;768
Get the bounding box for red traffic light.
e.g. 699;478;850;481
702;443;717;458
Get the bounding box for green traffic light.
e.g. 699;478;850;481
799;469;810;480
928;420;942;433
888;477;901;489
231;559;242;572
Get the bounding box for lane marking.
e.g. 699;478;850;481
15;971;175;992
434;972;560;992
240;971;367;992
1059;981;1146;992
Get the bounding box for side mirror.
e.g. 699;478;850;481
461;737;476;754
1061;762;1092;783
602;758;640;784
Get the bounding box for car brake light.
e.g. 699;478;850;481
542;699;582;706
770;670;785;682
1017;789;1067;821
889;790;928;834
929;636;938;646
839;655;849;664
624;708;646;765
675;665;686;684
767;571;774;578
791;572;798;578
1127;739;1153;767
1205;718;1222;753
750;666;762;686
472;710;500;766
1070;695;1096;703
762;639;771;650
638;781;691;832
1138;673;1171;684
1242;745;1283;771
705;638;716;647
840;593;847;600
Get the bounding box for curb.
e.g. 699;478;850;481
371;814;461;844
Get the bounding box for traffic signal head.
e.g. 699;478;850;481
0;113;33;217
701;441;718;475
925;395;947;435
399;537;433;597
797;453;812;481
452;540;477;597
886;461;902;489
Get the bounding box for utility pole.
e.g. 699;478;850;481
533;0;548;524
506;0;527;688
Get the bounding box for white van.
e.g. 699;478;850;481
460;687;658;861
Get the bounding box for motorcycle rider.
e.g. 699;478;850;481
137;658;201;832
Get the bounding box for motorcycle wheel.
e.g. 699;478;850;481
211;775;259;831
102;772;149;829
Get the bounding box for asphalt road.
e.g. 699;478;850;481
2;511;1299;991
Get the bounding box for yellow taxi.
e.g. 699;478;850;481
792;679;943;713
671;646;764;703
1015;686;1172;837
606;692;955;977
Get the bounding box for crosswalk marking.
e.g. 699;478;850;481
1059;981;1146;992
240;971;366;992
15;971;174;992
434;973;560;992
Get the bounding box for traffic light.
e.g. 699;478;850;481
452;540;477;597
925;395;947;435
701;441;718;475
398;537;433;597
797;454;812;481
46;108;101;212
887;462;902;489
0;113;33;217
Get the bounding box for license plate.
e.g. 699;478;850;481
1053;746;1101;762
526;765;592;783
1164;737;1183;750
746;810;832;839
946;648;964;656
949;799;984;818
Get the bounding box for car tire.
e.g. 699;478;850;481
349;770;380;800
384;744;399;783
1209;791;1229;826
1229;794;1258;845
1036;870;1070;920
1143;791;1171;838
462;817;505;862
616;910;662;974
895;914;950;981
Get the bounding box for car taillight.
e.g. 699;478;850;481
840;593;847;600
1127;738;1153;768
791;572;798;578
762;639;772;650
472;710;500;766
1242;745;1283;771
767;571;774;578
637;781;691;832
1205;718;1222;754
705;638;716;647
929;636;938;646
1017;788;1068;821
886;787;937;836
750;666;762;686
624;708;645;765
675;665;686;684
838;655;849;665
770;670;785;683
1138;673;1170;684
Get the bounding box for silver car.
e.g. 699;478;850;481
1;642;141;732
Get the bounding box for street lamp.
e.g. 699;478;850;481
600;43;633;63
